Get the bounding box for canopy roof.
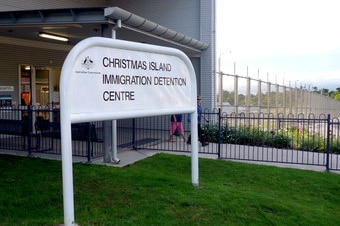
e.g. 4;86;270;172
0;7;208;56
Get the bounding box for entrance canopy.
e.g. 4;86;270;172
0;7;208;56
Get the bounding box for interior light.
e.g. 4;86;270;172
39;32;69;42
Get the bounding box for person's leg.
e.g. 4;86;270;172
169;122;176;141
198;124;208;146
187;134;191;144
188;123;200;144
177;122;186;142
198;124;203;142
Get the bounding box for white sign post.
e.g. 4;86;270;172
60;37;198;225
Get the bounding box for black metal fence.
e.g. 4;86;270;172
0;105;104;162
216;111;340;172
1;106;340;171
132;109;340;172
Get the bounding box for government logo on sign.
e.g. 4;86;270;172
82;56;94;70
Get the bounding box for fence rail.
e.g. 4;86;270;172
1;106;339;171
133;109;340;172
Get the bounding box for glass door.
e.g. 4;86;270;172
19;65;51;107
19;65;32;106
35;67;50;106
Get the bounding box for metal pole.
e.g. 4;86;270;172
101;24;113;164
218;55;223;108
275;83;279;117
257;69;261;113
111;20;121;164
101;20;121;164
112;120;120;163
217;108;221;158
191;111;199;186
60;108;74;225
267;73;270;114
234;75;238;114
218;51;232;109
326;114;331;172
246;77;250;116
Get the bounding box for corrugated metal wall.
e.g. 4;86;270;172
122;0;200;38
200;0;216;109
124;0;216;108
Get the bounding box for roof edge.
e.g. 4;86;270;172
104;7;209;51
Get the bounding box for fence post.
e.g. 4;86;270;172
218;108;221;159
103;121;112;163
132;118;136;149
325;114;331;172
86;123;91;163
27;105;32;156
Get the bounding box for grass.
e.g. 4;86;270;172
0;153;340;225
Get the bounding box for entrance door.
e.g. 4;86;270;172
19;65;61;127
34;67;50;106
19;65;59;107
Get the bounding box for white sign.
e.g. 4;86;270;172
70;48;191;114
61;38;197;122
60;37;199;226
0;86;14;92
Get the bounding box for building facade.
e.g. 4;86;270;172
0;0;216;109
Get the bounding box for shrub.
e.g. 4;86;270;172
201;118;337;153
330;136;340;154
330;143;340;154
202;124;291;149
202;124;219;143
266;130;291;148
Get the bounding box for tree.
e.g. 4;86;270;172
321;88;329;96
312;86;320;94
334;93;340;100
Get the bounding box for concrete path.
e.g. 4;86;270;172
1;148;339;174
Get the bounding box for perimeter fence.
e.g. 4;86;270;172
218;72;340;117
1;106;340;172
132;109;340;172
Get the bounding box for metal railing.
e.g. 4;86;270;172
1;106;340;171
132;109;340;172
0;105;104;162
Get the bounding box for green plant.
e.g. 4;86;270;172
330;136;340;154
202;123;219;143
221;124;239;144
330;143;340;154
266;131;291;148
202;123;337;153
300;134;326;152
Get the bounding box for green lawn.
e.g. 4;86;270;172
0;153;339;225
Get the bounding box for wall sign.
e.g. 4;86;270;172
0;86;14;92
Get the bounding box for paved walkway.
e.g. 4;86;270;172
1;148;339;174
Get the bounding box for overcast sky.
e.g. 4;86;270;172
216;0;340;90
